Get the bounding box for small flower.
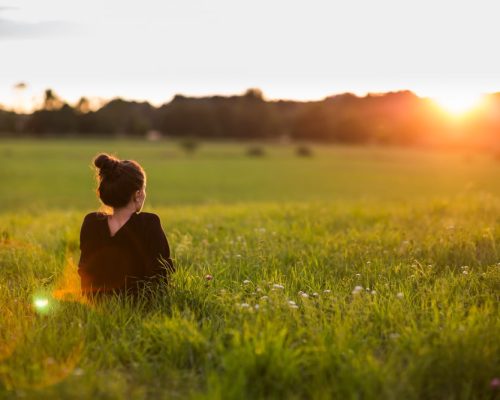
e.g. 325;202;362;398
254;304;260;310
256;287;262;292
462;271;469;275
300;292;309;298
235;254;242;258
312;292;319;297
260;295;269;301
289;304;299;309
352;286;363;295
490;378;500;390
272;284;284;289
205;274;213;281
396;292;404;299
243;279;251;285
240;303;250;308
355;273;361;277
288;300;296;306
298;290;305;295
323;289;331;294
371;290;376;295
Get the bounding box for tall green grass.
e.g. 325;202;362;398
1;197;499;399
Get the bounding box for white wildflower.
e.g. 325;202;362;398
243;279;251;285
396;292;404;299
272;284;284;289
352;285;363;295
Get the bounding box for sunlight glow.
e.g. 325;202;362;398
34;298;49;309
431;92;484;116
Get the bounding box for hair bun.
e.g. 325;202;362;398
94;153;120;174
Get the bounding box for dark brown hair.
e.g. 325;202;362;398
93;153;146;208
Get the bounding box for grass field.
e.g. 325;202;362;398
0;138;499;399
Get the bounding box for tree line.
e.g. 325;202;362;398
1;88;499;150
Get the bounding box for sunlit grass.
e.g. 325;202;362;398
0;197;499;399
0;140;499;398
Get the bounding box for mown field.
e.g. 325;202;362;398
0;138;499;399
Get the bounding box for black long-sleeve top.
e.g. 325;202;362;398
78;211;174;296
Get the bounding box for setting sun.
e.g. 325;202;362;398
431;92;484;116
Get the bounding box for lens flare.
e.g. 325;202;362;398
33;297;50;313
34;298;48;308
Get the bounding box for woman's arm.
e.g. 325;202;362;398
147;214;175;282
77;214;93;291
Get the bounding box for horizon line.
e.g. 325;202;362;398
2;87;500;114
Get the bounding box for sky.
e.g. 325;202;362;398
1;0;500;111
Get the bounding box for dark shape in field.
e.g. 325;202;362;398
296;145;313;157
179;138;200;155
246;146;266;157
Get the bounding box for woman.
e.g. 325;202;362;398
78;153;174;299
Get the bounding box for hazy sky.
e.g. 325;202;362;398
1;0;500;110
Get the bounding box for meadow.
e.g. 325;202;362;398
0;138;499;399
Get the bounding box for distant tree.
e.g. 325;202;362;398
13;82;27;90
243;88;264;101
43;89;63;111
76;97;91;114
13;82;28;113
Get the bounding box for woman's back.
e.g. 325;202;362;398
78;210;174;296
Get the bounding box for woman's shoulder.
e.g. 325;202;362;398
82;211;109;226
137;212;161;224
84;211;108;220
